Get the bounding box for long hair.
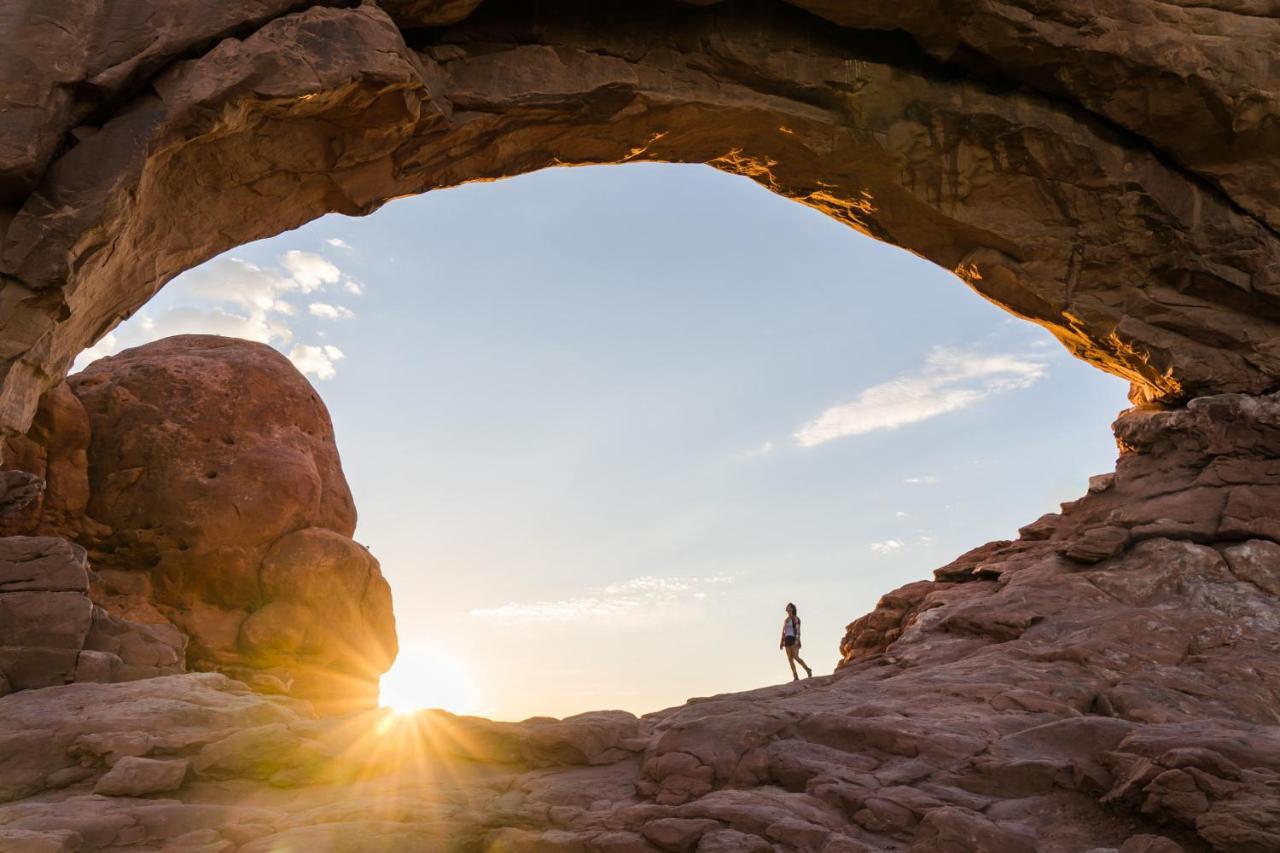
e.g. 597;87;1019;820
786;602;798;619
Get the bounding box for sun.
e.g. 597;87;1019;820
378;645;478;715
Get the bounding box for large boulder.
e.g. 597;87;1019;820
68;335;396;711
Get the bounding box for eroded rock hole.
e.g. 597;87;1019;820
8;164;1134;721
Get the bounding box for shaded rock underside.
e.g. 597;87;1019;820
1;0;1279;433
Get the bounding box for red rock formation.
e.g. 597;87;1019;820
0;383;102;540
0;2;1278;850
0;536;184;695
67;335;396;711
57;335;396;712
0;335;395;710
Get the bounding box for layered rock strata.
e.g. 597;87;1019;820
0;536;183;695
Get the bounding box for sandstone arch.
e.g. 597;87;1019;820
4;6;1280;849
2;0;1279;437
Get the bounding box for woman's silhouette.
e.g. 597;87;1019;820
780;602;812;680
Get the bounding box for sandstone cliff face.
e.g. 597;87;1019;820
0;382;100;540
841;392;1280;672
0;335;396;712
0;536;184;696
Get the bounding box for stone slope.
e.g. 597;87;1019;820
2;393;1278;852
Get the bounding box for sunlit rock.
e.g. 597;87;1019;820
65;335;396;712
92;756;189;798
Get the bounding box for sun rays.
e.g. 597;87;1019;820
378;646;479;716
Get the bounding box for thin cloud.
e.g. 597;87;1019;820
73;250;357;378
870;540;904;554
72;258;298;372
794;348;1046;447
288;344;345;380
326;238;352;249
733;440;775;460
77;332;119;367
281;250;340;292
343;278;366;296
309;303;355;320
471;575;735;624
904;475;940;485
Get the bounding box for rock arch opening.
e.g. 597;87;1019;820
2;0;1279;715
71;160;1121;719
3;3;1280;849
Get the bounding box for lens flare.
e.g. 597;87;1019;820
378;645;477;715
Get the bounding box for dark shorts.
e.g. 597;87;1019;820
783;636;797;648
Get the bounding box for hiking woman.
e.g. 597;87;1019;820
780;602;813;680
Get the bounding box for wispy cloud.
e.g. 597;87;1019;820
309;303;355;321
73;250;363;380
288;344;345;381
471;575;735;624
904;475;940;485
281;250;340;292
326;238;352;249
732;440;775;460
870;540;904;555
794;348;1046;447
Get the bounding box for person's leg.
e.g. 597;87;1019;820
794;651;812;677
785;644;800;680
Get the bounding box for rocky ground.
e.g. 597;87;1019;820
2;368;1278;851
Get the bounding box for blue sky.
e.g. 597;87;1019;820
80;163;1130;719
